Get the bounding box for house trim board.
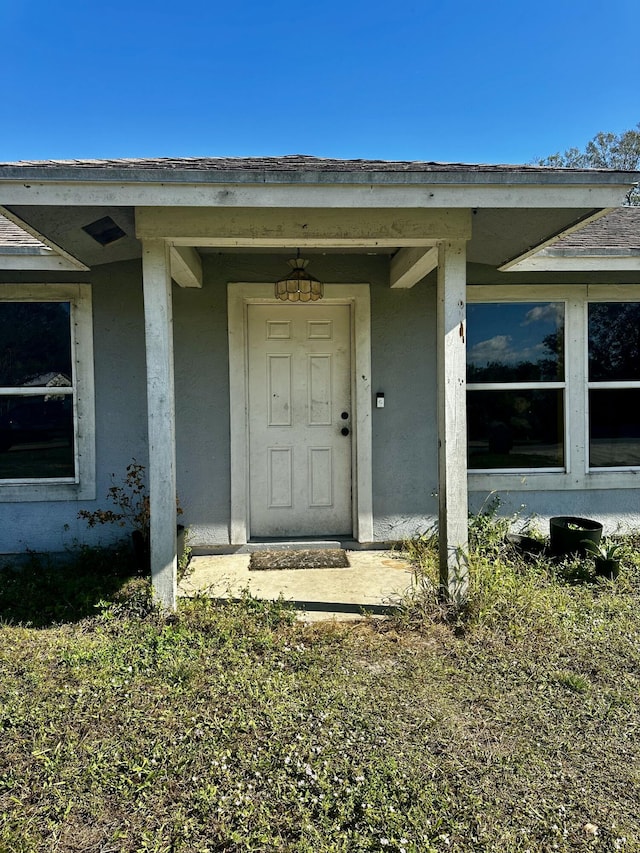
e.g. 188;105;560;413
228;283;373;545
503;255;640;272
2;180;634;209
137;207;472;245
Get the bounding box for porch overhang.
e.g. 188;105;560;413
0;156;636;272
1;156;638;610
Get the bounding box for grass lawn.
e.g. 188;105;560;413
0;519;639;853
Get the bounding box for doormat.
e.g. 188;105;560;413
249;549;350;571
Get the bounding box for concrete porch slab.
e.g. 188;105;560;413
178;549;415;622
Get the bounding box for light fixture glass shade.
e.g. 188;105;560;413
275;257;324;302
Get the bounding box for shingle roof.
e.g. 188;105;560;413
0;154;630;174
550;207;640;251
0;214;47;249
0;155;550;171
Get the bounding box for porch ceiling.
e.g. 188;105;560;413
0;203;611;271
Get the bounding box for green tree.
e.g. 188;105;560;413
534;123;640;204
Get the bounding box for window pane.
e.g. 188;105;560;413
589;302;640;381
468;389;564;469
0;302;72;387
0;395;74;479
467;302;564;382
590;389;640;467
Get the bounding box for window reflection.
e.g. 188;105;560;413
468;389;564;469
0;395;74;479
0;301;75;481
589;303;640;382
0;302;72;387
590;389;640;467
467;303;564;383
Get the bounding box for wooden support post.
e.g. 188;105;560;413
142;239;178;609
437;239;469;605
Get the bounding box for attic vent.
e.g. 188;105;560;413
82;216;126;245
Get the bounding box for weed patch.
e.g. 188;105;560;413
0;532;639;851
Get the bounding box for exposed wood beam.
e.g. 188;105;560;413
136;207;472;246
390;246;439;288
170;245;202;288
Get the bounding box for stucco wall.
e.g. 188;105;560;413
0;254;440;555
0;260;148;553
368;272;439;540
3;256;638;557
173;253;439;546
468;489;640;537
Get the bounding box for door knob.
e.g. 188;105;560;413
341;427;350;436
341;411;349;420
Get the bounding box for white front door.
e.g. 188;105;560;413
247;303;352;537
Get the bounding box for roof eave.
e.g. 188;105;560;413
0;164;638;187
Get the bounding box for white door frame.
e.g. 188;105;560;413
228;283;373;544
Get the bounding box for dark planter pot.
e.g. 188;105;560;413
132;524;186;574
549;516;602;557
595;557;620;579
506;533;546;557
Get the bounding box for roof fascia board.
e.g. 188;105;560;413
0;182;633;209
0;254;87;271
505;254;640;272
0;206;89;271
0;164;637;186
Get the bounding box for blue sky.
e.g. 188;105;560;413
1;0;639;164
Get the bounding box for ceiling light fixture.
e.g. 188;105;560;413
275;251;323;302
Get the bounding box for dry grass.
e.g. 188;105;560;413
0;527;639;852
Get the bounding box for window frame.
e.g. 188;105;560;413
466;298;567;474
586;291;640;473
0;284;95;501
467;284;640;492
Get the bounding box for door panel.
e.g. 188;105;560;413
248;303;352;537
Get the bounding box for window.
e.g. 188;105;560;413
467;301;565;471
588;302;640;469
0;285;94;500
467;286;640;490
